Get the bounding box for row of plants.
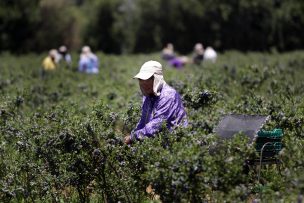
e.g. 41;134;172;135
0;51;303;202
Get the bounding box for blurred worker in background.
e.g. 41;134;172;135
58;45;72;68
78;46;99;74
168;56;189;69
192;43;204;65
203;46;217;63
161;43;176;61
162;43;189;69
42;49;58;71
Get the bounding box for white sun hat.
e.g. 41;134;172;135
82;46;91;54
59;45;67;52
134;60;163;80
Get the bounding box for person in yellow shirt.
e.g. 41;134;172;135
42;49;58;71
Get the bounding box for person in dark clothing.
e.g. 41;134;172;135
192;43;204;65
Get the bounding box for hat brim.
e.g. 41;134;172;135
133;71;154;80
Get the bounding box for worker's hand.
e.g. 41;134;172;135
124;135;132;145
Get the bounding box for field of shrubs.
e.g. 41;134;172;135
0;51;303;202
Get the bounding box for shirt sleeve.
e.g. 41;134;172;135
131;96;175;141
131;97;146;133
132;111;145;132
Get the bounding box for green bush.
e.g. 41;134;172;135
0;51;303;202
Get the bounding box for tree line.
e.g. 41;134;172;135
0;0;303;54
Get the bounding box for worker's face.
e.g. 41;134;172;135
139;77;154;96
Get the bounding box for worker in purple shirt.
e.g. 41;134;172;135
124;60;188;144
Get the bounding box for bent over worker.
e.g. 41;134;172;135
125;60;188;144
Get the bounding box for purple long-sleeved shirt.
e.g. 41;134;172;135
131;84;187;141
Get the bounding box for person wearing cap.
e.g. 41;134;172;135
124;60;188;144
42;49;58;71
58;45;72;67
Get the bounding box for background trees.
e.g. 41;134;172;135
0;0;303;53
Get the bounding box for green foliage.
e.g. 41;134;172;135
1;0;304;53
0;51;304;202
0;0;41;52
35;0;85;51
